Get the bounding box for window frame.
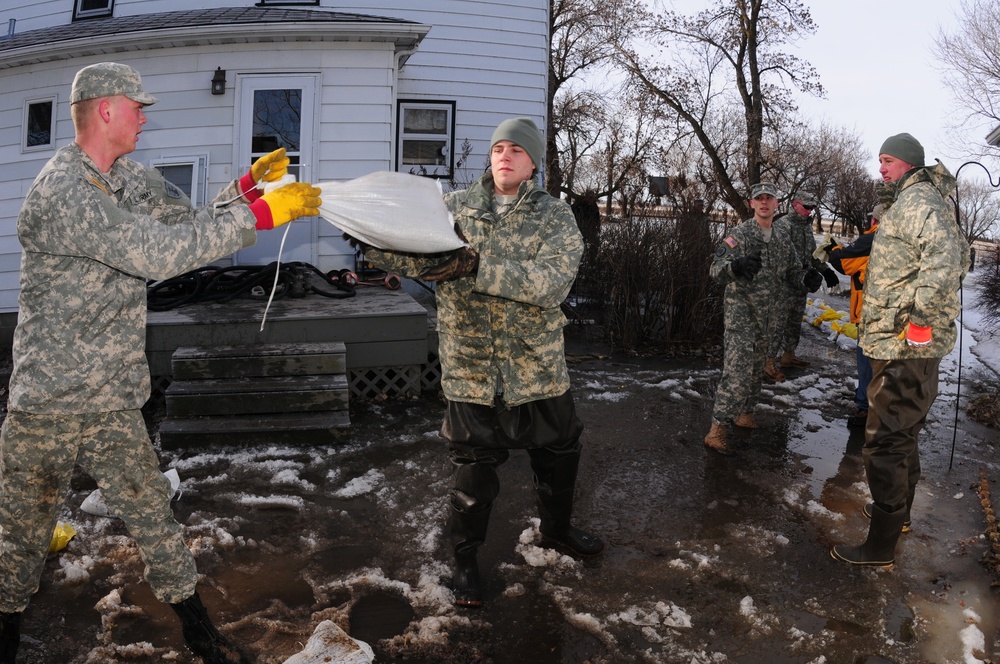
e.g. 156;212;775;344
396;100;456;179
23;96;57;153
73;0;114;21
149;155;209;208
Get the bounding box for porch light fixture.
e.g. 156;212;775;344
211;67;226;96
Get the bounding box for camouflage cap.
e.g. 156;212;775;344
71;62;158;105
749;182;778;199
797;192;817;207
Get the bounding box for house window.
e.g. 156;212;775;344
397;101;455;179
150;155;209;207
24;98;55;151
73;0;114;20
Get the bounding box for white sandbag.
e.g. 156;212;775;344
81;469;181;518
281;620;374;664
315;171;464;253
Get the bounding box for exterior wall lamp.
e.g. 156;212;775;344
211;67;226;95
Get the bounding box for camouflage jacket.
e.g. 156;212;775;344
860;161;970;360
711;217;808;328
10;142;258;414
785;210;823;271
366;172;582;407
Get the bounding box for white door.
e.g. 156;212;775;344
236;75;318;266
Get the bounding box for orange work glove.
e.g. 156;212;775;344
249;182;321;230
898;323;932;347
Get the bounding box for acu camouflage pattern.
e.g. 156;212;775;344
861;160;970;360
0;410;197;612
10;142;258;414
709;217;807;425
366;171;582;407
773;209;823;356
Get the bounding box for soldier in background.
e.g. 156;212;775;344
819;200;886;429
830;133;969;568
765;193;840;382
0;62;320;663
360;117;603;608
704;183;823;454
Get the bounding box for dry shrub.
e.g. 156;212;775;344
588;211;725;352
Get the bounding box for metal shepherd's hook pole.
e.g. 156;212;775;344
948;160;1000;471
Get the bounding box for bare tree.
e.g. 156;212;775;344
597;0;824;218
934;0;1000;158
553;88;608;198
953;178;1000;244
548;0;613;197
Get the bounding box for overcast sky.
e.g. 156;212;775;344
658;0;991;177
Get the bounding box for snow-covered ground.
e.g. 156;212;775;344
19;271;1000;663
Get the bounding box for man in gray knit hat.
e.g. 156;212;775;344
830;133;969;568
362;117;603;608
0;61;321;663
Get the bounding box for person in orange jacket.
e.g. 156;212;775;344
823;205;881;427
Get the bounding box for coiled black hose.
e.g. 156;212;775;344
146;262;356;311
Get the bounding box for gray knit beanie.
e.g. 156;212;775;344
491;117;544;168
879;133;925;168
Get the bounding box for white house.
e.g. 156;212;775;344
0;0;550;347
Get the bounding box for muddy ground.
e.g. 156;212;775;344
5;285;1000;663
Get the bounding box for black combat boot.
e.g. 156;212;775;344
450;503;492;608
532;447;604;557
169;593;251;664
830;504;908;568
0;612;20;664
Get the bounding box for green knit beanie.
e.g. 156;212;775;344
491;117;544;168
879;133;925;168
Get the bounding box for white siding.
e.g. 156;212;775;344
0;0;549;313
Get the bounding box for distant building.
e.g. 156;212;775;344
988;124;1000;147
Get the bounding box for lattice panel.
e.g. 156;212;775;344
349;365;421;398
421;351;442;390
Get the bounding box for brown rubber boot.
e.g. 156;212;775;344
734;413;757;429
704;423;732;455
779;351;810;369
764;358;786;382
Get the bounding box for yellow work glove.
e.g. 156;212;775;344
249;182;321;230
240;148;290;197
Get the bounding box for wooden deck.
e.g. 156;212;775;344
145;285;434;396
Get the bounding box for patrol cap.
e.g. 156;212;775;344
749;182;778;199
797;192;817;207
71;62;158;105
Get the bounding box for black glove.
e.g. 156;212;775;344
342;232;369;253
731;252;762;279
804;268;823;293
822;266;839;288
420;247;480;282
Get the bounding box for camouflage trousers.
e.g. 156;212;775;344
773;291;807;356
712;314;773;426
0;410;197;613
